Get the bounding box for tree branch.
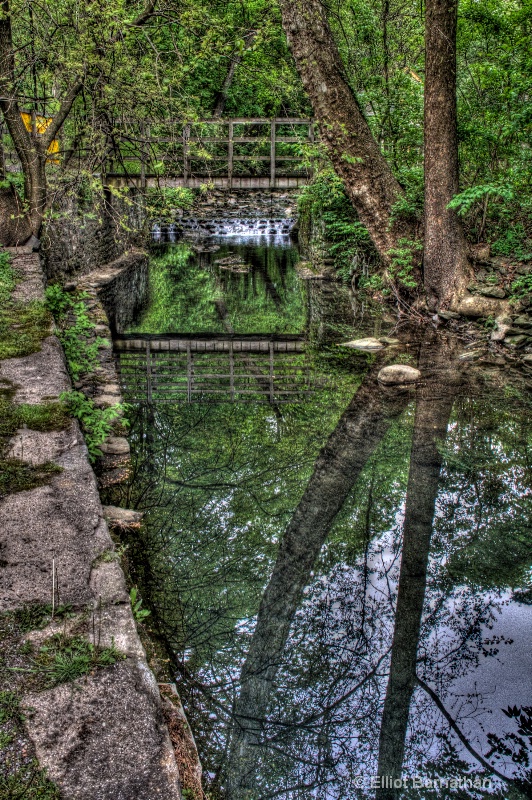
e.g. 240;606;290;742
42;76;84;146
416;675;524;791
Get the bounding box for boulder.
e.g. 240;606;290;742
455;295;504;318
99;436;130;456
339;337;385;351
103;505;143;526
479;286;506;299
378;364;421;385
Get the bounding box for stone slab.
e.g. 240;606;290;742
23;659;182;800
0;336;70;403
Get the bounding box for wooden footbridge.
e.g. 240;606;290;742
104;118;315;190
2;116;315;190
114;333;320;404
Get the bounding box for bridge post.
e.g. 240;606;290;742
140;121;146;189
229;340;235;401
146;341;152;403
269;341;274;403
270;120;276;189
186;341;192;402
228;120;234;190
183;123;191;187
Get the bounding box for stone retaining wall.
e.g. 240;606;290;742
0;246;184;799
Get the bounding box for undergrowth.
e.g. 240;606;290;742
45;284;108;381
61;390;125;461
45;285;127;460
27;633;123;688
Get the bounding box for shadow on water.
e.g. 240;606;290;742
106;231;532;799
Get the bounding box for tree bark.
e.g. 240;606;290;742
423;0;471;310
226;366;413;798
277;0;417;264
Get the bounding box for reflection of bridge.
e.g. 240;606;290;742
114;334;318;403
105;118;314;190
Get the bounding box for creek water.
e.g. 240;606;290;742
108;227;532;799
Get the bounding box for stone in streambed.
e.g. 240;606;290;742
339;337;385;351
455;295;503;318
479;285;507;299
378;364;421;385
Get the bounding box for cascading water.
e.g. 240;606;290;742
152;216;295;243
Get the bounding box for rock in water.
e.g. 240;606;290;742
339;337;385;351
378;364;421;385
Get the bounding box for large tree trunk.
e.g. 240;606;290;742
226;366;413;797
375;334;463;798
277;0;417;263
423;0;471;310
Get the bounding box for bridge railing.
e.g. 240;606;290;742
106;117;315;189
1;116;316;190
114;334;321;404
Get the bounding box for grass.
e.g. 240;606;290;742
28;633;124;688
0;249;52;360
0;605;124;792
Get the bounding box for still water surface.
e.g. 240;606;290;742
109;230;532;799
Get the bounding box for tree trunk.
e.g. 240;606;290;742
226;366;413;797
423;0;471;310
277;0;417;264
375;334;463;798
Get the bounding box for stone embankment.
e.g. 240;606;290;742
0;246;187;799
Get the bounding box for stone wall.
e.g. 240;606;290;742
41;186;146;283
80;250;149;335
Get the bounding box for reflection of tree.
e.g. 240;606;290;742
227;363;413;798
376;337;459;797
107;328;532;799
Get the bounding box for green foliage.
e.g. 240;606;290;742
130;587;151;623
146;187;195;223
492;224;532;262
60;391;125;462
46;285;106;382
447;183;514;216
386;238;423;290
298;168;376;281
510;272;532;302
130;242;306;335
